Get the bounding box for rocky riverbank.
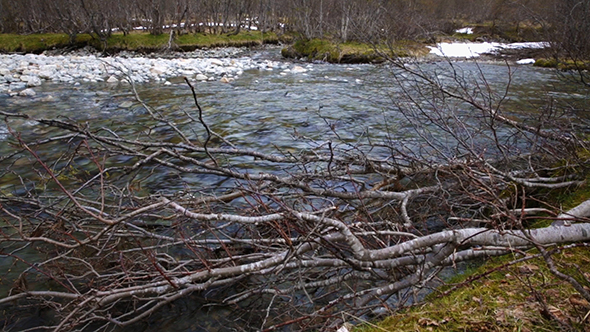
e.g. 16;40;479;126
0;45;306;97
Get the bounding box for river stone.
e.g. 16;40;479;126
210;59;224;66
40;64;57;72
120;101;134;108
9;82;26;90
291;66;307;73
27;76;42;87
18;88;36;97
107;76;119;83
150;66;167;75
38;71;54;79
196;74;208;81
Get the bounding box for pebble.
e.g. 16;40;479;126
0;47;306;93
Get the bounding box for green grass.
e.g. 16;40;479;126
0;33;93;53
534;58;590;71
354;247;590;332
281;38;429;63
103;30;278;51
0;31;280;54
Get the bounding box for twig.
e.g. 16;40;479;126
184;77;218;166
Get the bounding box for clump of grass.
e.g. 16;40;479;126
281;38;428;63
534;58;590;71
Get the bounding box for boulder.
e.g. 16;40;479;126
38;71;54;80
291;66;307;73
119;101;134;108
196;74;208;81
106;76;119;83
210;59;224;66
27;76;42;87
150;66;167;75
18;88;36;97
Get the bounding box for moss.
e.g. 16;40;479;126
534;58;590;71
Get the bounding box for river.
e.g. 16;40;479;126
1;47;589;331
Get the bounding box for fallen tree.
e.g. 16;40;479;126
1;59;589;331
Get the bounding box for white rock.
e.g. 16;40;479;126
18;88;36;97
179;70;195;76
107;76;119;83
120;101;134;108
210;59;224;66
39;64;57;72
150;66;167;75
220;76;234;83
9;82;26;90
27;76;42;87
38;71;54;79
291;66;307;73
196;74;208;81
164;81;172;85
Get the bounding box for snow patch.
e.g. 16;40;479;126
455;27;474;34
428;42;549;58
516;58;536;65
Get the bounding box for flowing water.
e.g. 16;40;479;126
1;48;589;330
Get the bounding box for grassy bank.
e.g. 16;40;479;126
0;31;281;54
355;247;590;331
355;184;590;332
534;58;590;71
442;22;546;43
281;38;430;64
